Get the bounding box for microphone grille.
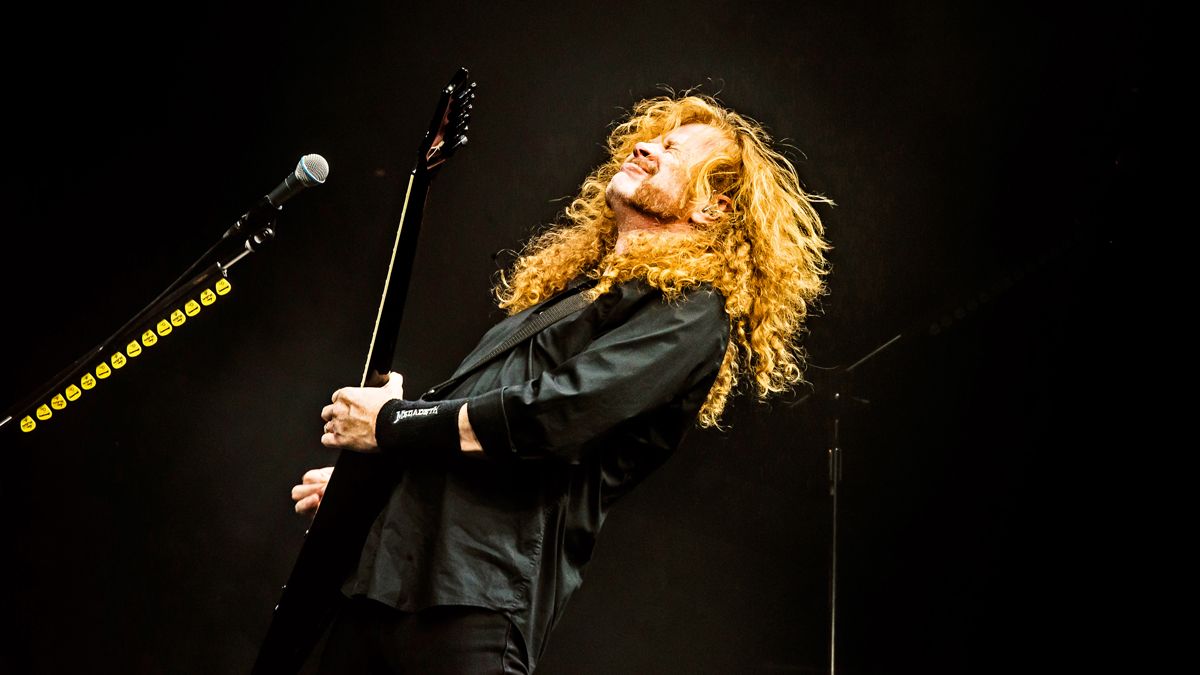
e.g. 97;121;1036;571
296;154;330;185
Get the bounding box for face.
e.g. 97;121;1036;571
606;122;730;223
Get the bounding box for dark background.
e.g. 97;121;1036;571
2;1;1148;673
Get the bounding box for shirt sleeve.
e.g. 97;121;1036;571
464;281;729;464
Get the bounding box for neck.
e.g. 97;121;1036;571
612;209;695;256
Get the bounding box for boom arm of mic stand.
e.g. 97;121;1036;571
1;219;278;434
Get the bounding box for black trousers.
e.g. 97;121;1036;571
317;597;530;675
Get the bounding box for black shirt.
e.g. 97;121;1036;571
343;277;730;671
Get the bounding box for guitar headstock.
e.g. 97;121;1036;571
416;67;476;177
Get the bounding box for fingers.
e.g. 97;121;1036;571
322;416;337;442
323;396;355;422
292;483;324;516
291;481;325;501
295;493;321;515
323;399;349;422
383;371;405;397
320;382;391;452
303;467;334;483
292;466;334;516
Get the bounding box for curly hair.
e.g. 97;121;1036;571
494;95;832;428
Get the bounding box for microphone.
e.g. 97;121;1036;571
226;154;330;238
266;154;330;206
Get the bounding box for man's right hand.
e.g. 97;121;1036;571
291;466;334;516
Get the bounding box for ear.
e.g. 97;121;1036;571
689;194;732;225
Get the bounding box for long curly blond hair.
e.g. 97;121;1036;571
494;95;831;428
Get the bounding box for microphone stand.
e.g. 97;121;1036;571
815;337;893;675
797;225;1101;675
806;77;1136;673
0;213;281;436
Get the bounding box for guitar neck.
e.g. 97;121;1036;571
360;169;433;386
359;69;474;387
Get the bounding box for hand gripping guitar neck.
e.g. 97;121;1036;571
253;68;476;675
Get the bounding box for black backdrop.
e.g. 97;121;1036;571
2;1;1147;673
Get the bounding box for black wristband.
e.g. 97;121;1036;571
375;398;467;459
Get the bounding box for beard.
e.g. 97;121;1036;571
607;174;688;222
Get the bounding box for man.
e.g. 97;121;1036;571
293;94;831;673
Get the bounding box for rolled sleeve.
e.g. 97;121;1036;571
466;283;729;464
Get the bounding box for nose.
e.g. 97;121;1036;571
632;141;657;159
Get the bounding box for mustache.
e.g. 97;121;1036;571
624;158;656;175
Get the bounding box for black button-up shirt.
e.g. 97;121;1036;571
343;277;729;670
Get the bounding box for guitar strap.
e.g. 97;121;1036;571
422;284;594;400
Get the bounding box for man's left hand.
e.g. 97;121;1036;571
321;371;405;452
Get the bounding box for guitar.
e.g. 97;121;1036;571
253;68;476;674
